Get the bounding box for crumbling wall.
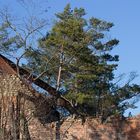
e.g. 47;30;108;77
1;74;140;140
59;116;140;140
0;74;55;140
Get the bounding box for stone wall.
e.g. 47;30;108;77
0;74;56;140
1;74;140;140
59;116;140;140
23;115;140;140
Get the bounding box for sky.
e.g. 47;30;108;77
0;0;140;116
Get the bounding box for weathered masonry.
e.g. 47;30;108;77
0;54;59;139
1;54;140;140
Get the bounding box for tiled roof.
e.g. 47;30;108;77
0;55;16;75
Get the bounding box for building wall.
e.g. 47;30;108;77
0;74;55;140
60;116;140;140
0;74;140;140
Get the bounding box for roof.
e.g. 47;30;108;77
0;55;16;75
0;54;78;116
0;54;58;96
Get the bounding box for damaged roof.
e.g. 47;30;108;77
0;54;59;96
0;54;78;116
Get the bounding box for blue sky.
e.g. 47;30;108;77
0;0;140;116
47;0;140;82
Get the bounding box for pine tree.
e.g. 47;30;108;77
25;4;140;118
0;22;17;54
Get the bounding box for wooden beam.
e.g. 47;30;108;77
0;54;79;115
